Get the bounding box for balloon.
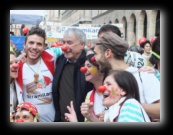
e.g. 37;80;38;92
138;37;147;45
51;43;57;48
23;27;29;34
56;41;63;46
150;36;157;44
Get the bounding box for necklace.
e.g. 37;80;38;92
26;58;41;83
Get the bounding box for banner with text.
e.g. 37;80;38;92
60;26;100;39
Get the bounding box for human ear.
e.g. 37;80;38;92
120;89;126;96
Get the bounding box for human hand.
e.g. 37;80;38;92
138;66;155;73
64;101;78;122
96;111;104;122
17;51;27;63
81;102;94;119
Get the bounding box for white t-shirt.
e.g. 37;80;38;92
126;66;160;104
142;54;153;67
21;48;62;122
85;90;104;121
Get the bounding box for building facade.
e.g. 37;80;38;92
51;10;160;45
10;10;160;46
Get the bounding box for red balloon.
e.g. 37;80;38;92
51;43;57;48
56;41;63;47
138;37;147;45
150;36;157;44
98;86;106;92
61;46;68;52
23;27;29;34
80;67;87;73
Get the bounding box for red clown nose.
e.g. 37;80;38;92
80;67;87;73
98;86;106;92
16;119;24;122
61;46;68;52
13;64;19;69
91;56;96;62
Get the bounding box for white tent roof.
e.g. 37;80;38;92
10;10;47;25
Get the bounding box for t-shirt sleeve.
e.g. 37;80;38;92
118;100;145;122
49;47;64;59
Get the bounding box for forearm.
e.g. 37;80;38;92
142;102;160;118
85;114;103;122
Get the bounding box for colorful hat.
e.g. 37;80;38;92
15;102;39;122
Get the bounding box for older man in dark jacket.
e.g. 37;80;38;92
52;28;93;122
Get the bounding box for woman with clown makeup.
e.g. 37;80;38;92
101;70;150;122
64;53;105;122
10;51;24;122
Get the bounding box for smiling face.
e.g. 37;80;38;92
62;34;85;62
10;54;19;81
143;43;151;54
24;34;44;64
102;75;126;107
94;45;112;74
84;60;103;83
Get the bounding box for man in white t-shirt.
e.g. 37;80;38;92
15;26;63;122
93;32;160;120
140;39;153;67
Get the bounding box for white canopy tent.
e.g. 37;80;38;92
10;10;47;25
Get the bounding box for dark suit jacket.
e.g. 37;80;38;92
52;50;93;122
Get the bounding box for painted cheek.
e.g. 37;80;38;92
90;67;98;74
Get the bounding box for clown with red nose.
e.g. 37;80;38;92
12;102;39;122
10;51;24;121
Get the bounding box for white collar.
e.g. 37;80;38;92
104;97;126;122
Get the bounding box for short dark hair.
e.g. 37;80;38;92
140;40;151;48
85;54;99;69
149;36;160;66
106;70;140;103
98;24;121;37
25;26;46;43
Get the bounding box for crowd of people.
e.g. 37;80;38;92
10;24;160;123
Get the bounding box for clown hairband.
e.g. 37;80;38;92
150;50;160;59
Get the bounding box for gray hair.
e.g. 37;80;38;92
63;28;86;44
